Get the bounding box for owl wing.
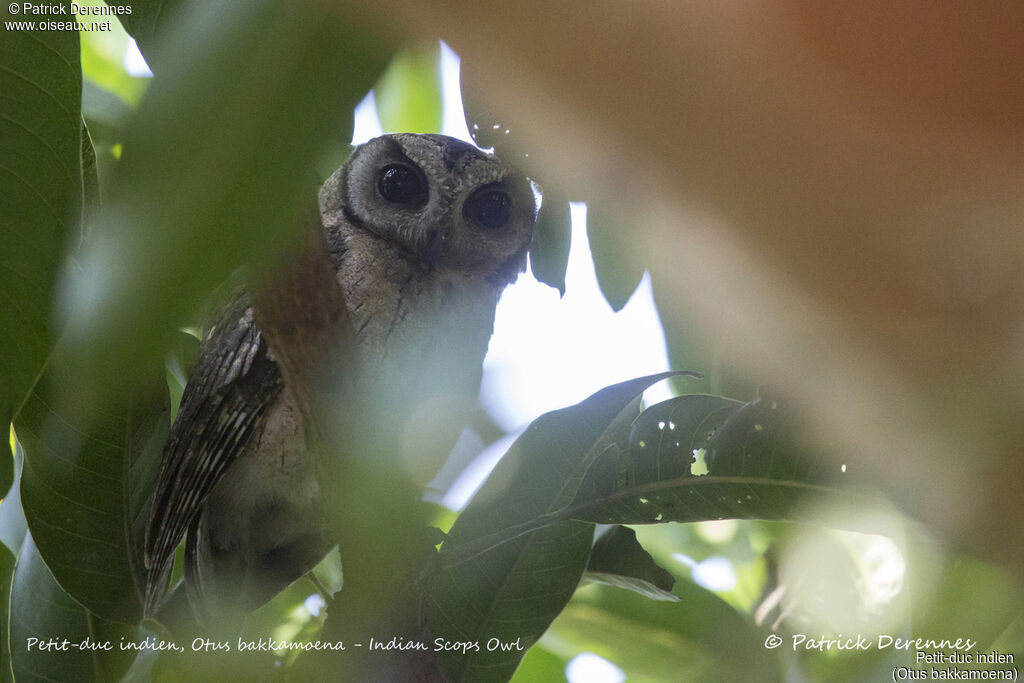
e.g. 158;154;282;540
143;293;283;615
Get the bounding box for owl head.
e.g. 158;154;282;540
320;134;537;284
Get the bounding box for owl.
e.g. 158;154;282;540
144;133;537;618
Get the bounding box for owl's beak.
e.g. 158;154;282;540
420;225;449;264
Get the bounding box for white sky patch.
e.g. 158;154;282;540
352;91;384;145
674;553;738;592
439;431;519;510
123;38;153;77
303;593;326;617
481;202;671;431
566;653;626;683
440;42;474;142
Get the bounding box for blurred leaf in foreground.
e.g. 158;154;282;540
0;10;81;425
58;0;391;405
375;43;443;134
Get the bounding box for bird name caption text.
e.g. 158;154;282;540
24;635;527;655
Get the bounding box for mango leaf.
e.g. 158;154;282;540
530;189;571;295
374;44;443;134
586;203;644;312
58;0;391;406
568;393;859;526
0;540;14;679
0;9;81;425
15;344;169;623
1;441;10;502
584;525;678;602
508;646;568;683
439;390;871;588
429;374;675;682
116;0;184;65
7;534;136;683
82;121;100;219
541;583;777;682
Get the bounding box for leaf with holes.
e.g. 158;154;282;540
568;393;864;527
429;373;675;682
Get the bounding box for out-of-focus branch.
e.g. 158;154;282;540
249;203;353;441
353;0;1024;570
247;201;444;681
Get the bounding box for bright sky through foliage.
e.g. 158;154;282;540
353;42;672;509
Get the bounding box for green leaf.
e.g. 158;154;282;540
586;203;645;312
429;373;675;682
584;526;678;602
7;534;136;683
0;436;10;502
530;189;571;295
569;394;861;526
0;540;14;679
116;0;183;65
374;44;443;134
542;583;778;682
508;645;568;683
58;0;391;405
14;344;169;623
0;9;82;425
440;391;872;582
82;120;101;219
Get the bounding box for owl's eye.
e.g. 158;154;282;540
378;164;428;206
464;188;512;229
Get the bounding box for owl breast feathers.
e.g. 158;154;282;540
144;133;537;618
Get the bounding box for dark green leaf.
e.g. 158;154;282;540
0;438;10;502
8;534;136;683
375;44;443;134
0;540;14;679
586;203;644;312
569;394;861;526
58;0;391;404
116;0;184;67
82;120;101;219
15;344;169;622
430;373;675;681
584;525;678;602
0;10;81;425
444;391;871;569
530;189;571;295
